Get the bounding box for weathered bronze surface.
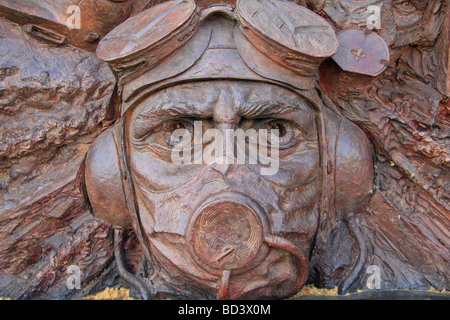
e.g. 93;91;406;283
0;0;133;51
0;0;448;300
332;29;390;76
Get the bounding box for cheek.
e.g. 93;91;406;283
249;147;320;189
280;148;321;187
225;163;321;238
133;166;231;236
277;181;320;238
129;148;204;191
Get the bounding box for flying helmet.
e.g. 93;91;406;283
85;0;373;280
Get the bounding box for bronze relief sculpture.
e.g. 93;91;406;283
0;0;448;300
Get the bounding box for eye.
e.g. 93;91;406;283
162;120;194;147
255;119;303;147
147;119;214;148
393;1;417;14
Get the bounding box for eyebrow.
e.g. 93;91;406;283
134;101;212;122
151;103;210;118
135;98;309;121
131;100;213;139
132;82;315;125
237;101;306;118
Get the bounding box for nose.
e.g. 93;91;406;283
208;123;237;177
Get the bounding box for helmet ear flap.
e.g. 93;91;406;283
334;117;374;216
322;107;374;217
84;124;132;228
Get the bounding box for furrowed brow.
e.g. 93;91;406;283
131;100;214;139
135;101;212;122
238;101;305;118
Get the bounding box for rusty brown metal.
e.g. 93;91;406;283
185;193;270;277
22;24;67;45
97;0;199;70
331;29;390;76
264;235;309;297
1;0;448;301
197;0;236;9
218;270;231;300
0;0;133;52
85;1;375;300
236;0;339;74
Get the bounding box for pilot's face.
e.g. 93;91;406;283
125;80;321;299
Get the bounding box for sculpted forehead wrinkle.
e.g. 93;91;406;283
132;83;218;119
237;83;312;117
130;81;315;129
129;84;217;138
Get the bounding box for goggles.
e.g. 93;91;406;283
96;0;339;115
